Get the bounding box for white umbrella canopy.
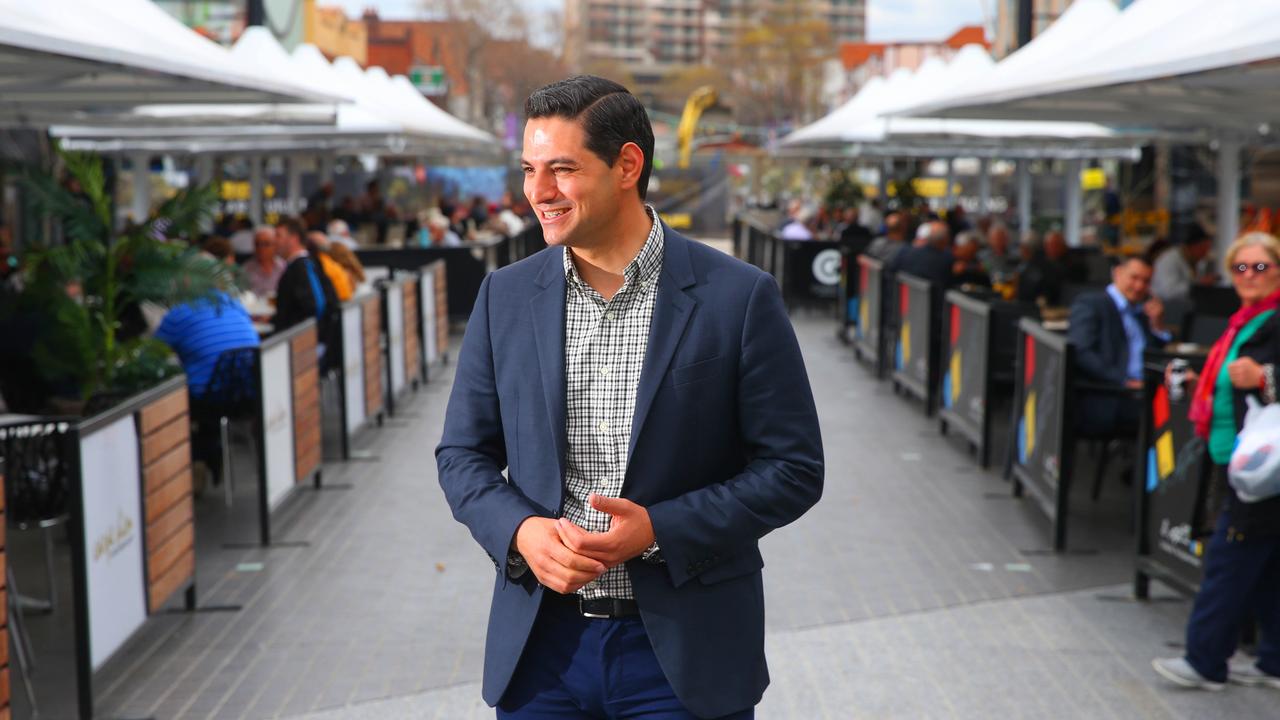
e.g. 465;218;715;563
54;34;497;159
781;43;1139;160
907;0;1280;136
0;0;339;126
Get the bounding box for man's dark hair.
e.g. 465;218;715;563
276;217;305;242
524;75;655;200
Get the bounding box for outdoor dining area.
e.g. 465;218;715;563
744;0;1280;617
0;1;546;717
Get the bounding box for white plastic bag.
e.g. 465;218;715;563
1228;395;1280;503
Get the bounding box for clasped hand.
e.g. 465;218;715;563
513;494;656;594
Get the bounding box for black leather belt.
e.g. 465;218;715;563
548;592;640;619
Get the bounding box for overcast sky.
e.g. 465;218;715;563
334;1;989;42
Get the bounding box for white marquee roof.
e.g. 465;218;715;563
905;0;1280;138
53;30;496;158
781;41;1140;160
0;0;339;126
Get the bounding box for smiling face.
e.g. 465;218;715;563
521;116;639;250
1231;243;1280;306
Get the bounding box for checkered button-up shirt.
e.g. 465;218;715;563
562;208;664;600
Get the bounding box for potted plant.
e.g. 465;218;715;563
0;146;234;415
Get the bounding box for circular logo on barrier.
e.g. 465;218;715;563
812;249;841;285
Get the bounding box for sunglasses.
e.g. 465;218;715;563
1233;262;1273;275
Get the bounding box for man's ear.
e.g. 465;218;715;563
616;142;645;193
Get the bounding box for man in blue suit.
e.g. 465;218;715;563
1068;256;1170;436
436;76;824;719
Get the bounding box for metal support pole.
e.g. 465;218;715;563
320;155;335;184
287;157;303;217
1017;159;1032;236
247;0;265;27
1216;139;1242;263
130;153;150;224
1064;158;1083;248
248;156;264;225
879;158;892;204
944;158;956;210
978;158;991;217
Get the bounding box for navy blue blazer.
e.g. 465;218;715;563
436;226;824;717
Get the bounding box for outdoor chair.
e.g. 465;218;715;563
188;346;260;507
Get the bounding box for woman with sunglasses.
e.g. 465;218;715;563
1154;232;1280;691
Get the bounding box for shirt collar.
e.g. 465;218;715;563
1106;283;1138;314
564;205;664;289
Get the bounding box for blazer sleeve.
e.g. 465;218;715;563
436;274;542;575
646;273;825;588
1068;295;1126;386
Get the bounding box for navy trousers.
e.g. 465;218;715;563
1185;510;1280;682
497;594;755;720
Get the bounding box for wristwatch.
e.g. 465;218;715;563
641;541;664;565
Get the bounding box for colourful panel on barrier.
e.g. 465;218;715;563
1153;384;1170;429
950;305;961;347
1156;430;1175;480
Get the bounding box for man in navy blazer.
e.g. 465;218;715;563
1068;256;1170;436
436;76;824;718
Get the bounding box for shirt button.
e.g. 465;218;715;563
597;421;609;433
606;311;615;320
600;366;611;376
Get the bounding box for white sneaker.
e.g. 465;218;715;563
1229;661;1280;689
1152;657;1227;691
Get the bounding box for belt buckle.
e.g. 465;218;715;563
578;596;610;619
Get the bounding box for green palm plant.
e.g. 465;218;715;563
12;146;235;409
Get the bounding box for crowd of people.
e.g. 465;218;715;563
218;180;537;251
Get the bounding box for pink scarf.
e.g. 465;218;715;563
1189;288;1280;438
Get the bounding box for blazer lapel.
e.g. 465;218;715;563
628;229;697;462
531;249;568;478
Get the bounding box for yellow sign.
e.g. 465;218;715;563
1155;430;1176;480
1024;391;1037;457
1081;167;1107;191
900;322;911;363
221;180;277;201
911;178;963;198
661;213;692;229
950;351;962;404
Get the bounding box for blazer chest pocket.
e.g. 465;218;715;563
669;355;723;387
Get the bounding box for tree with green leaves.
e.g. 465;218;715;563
4;147;234;412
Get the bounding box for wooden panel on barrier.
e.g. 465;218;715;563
137;385;195;614
403;277;421;384
435;262;449;358
362;295;384;419
290;326;322;485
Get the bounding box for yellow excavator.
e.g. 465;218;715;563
676;85;717;169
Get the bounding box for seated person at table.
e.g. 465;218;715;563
867;212;908;264
889;220;953;289
836;206;874;257
241;227;285;298
274;218;340;366
424;211;463;247
981;223;1018;282
305;231;354;302
1016;231;1067;306
1152;223;1217;322
951;231;991;287
154;287;260;489
1067;256;1170;436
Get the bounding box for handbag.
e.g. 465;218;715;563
1227;395;1280;502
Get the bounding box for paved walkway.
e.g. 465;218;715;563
80;296;1273;719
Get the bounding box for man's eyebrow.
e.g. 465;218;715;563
520;157;580;167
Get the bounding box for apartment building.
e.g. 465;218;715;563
565;0;866;77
